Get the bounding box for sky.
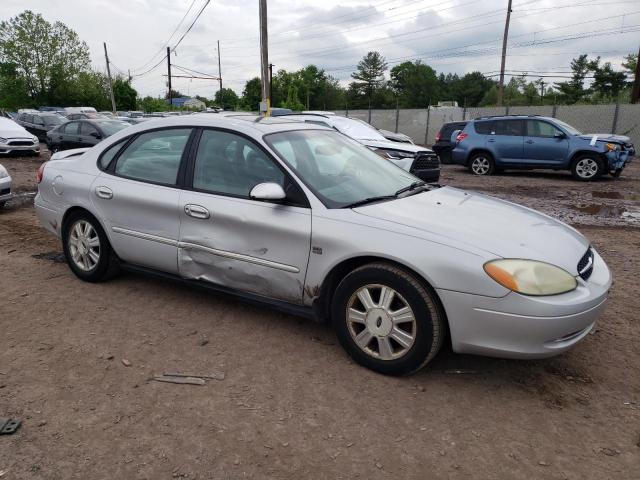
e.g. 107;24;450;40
1;0;638;99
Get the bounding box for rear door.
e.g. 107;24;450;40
523;119;569;166
178;128;311;303
79;122;102;148
92;127;194;273
488;119;524;165
59;121;80;150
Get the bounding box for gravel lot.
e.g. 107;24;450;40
1;149;639;479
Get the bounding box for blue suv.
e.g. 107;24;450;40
450;115;635;181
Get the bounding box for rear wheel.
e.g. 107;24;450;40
62;211;119;282
571;154;603;181
332;263;444;375
468;152;495;176
0;201;6;209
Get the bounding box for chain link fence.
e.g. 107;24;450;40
334;104;640;147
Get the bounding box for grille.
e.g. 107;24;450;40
8;140;34;146
0;188;10;196
577;248;594;281
411;154;439;171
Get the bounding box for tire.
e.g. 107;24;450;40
62;210;119;282
468;152;495;176
571;154;603;181
0;201;6;209
332;262;444;376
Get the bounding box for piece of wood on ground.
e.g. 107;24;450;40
152;376;205;386
163;371;225;381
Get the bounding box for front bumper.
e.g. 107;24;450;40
0;140;40;155
411;167;440;183
437;250;612;359
0;175;12;203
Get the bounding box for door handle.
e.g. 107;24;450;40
184;204;210;219
95;186;113;199
487;139;495;143
525;140;534;144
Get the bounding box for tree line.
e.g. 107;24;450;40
0;10;637;112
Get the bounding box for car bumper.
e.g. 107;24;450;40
450;148;467;165
0;142;40;155
34;193;62;237
0;175;12;202
437;250;612;359
411;168;440;183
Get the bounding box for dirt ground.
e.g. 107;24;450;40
1;149;639;479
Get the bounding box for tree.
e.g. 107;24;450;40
351;51;388;108
0;62;31;109
138;96;169;112
390;61;439;108
240;77;262;110
554;55;590;104
588;57;628;100
281;85;305;110
0;10;91;105
214;87;239;109
113;77;137;110
622;53;637;74
450;72;495;107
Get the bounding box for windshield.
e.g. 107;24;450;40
265;129;418;208
97;121;129;136
42;115;65;126
554;119;582;136
330;117;387;142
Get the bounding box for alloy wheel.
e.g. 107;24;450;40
575;158;598;179
346;284;416;361
68;220;100;271
471;156;490;175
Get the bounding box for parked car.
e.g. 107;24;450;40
99;111;116;119
34;115;611;375
0;117;40;155
15;112;68;141
66;112;106;121
46;119;130;152
284;113;440;182
64;107;97;116
451;115;635;180
117;111;145;118
0;163;12;208
433;121;468;164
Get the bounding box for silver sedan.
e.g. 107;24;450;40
34;115;611;375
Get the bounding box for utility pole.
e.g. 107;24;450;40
128;69;131;82
217;40;222;94
631;45;640;104
103;42;117;114
167;46;173;108
540;80;545;104
259;0;270;115
268;63;274;107
497;0;513;106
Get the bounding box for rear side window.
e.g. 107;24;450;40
98;139;127;170
495;120;524;136
63;122;80;135
80;122;99;136
474;121;494;135
114;129;191;185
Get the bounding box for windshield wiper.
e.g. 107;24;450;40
394;181;427;196
341;195;397;209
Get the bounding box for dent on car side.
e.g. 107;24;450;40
35;115;612;365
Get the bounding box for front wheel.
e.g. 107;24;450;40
468;153;495;176
62;211;119;282
332;263;444;375
571;154;603;181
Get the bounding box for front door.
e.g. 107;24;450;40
178;128;311;303
523;119;569;165
92;128;194;273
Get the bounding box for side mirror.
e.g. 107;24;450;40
90;132;102;139
554;131;566;139
249;182;286;201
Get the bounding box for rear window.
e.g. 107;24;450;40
441;122;467;137
474;121;494;135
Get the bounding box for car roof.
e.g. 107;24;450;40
473;115;554;121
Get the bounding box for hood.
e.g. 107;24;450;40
353;186;589;274
379;129;414;144
0;118;32;138
579;133;631;145
359;138;433;154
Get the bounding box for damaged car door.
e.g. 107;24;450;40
178;128;312;303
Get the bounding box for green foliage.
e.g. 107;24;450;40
351;51;388;104
281;84;305;111
113;77;137;110
390;61;438;108
240;77;262;110
214;87;239;109
138;96;170;113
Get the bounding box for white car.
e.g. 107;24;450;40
0;163;13;208
284;114;439;182
0;117;40;156
34;115;611;375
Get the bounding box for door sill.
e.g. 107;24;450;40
120;263;318;320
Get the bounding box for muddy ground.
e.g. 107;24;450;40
0;149;639;479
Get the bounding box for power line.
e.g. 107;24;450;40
171;0;211;53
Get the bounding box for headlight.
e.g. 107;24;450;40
605;143;620;152
484;259;577;296
0;137;6;144
32;136;39;142
0;165;8;179
375;149;415;159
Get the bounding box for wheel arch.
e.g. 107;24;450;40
466;148;494;166
569;149;605;166
61;205;117;256
315;255;450;339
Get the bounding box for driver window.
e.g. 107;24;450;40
193;129;285;197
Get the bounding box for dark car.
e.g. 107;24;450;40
46;119;130;152
432;121;467;164
66;112;106;121
451;115;635;181
15;112;68;141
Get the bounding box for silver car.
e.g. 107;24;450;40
0;163;12;208
34;115;612;375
